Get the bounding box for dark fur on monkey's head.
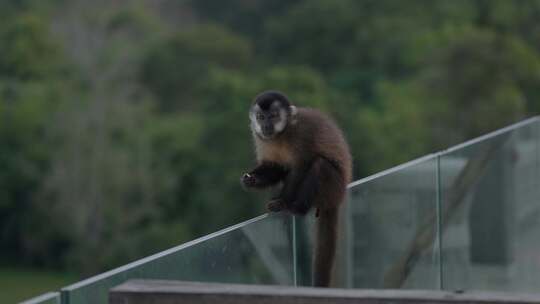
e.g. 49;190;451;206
253;90;291;110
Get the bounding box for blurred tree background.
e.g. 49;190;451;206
2;0;540;301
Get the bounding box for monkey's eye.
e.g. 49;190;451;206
269;112;278;119
256;113;264;120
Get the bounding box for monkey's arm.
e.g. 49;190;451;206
276;157;341;215
241;161;288;189
288;160;321;215
270;161;311;213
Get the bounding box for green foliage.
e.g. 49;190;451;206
0;14;64;80
353;81;432;174
413;28;537;141
141;24;252;110
0;10;69;267
190;0;298;39
3;0;540;287
264;0;360;71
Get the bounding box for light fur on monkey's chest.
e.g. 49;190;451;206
256;139;294;166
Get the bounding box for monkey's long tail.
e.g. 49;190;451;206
313;206;339;287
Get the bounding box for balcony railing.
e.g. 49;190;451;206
23;116;540;304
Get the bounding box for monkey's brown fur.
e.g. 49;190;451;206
244;96;352;287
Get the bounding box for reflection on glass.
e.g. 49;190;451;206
440;120;540;292
61;213;293;304
343;156;440;289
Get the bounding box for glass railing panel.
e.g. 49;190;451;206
331;155;440;289
61;213;294;304
20;292;60;304
439;118;540;292
291;197;385;288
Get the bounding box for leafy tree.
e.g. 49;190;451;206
189;0;299;39
0;13;68;265
412;28;538;143
141;24;252;111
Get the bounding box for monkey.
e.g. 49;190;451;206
241;90;352;287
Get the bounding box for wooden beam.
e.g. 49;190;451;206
109;280;540;304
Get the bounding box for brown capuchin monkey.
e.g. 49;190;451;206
241;90;352;287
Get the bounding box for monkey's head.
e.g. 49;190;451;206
250;91;297;140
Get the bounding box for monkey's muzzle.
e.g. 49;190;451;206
262;126;274;137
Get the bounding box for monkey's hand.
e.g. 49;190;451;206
266;199;285;212
241;173;261;189
241;163;288;190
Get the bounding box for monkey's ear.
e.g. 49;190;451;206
290;105;298;116
290;105;298;124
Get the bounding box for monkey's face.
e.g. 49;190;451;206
250;100;295;140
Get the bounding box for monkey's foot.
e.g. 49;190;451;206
266;199;285;212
